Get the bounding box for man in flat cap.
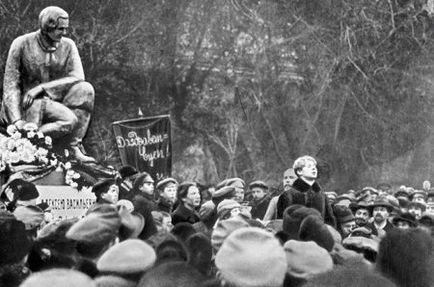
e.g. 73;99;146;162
1;6;95;162
248;180;271;219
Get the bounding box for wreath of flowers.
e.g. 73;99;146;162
0;123;90;190
0;123;55;167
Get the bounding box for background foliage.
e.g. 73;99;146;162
1;0;434;191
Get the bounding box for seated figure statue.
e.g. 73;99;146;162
1;6;95;163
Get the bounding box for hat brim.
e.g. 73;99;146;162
368;203;395;213
392;217;417;227
349;202;371;213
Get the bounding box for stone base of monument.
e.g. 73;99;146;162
33;170;65;185
34;170;96;219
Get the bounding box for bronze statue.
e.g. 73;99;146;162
1;6;95;163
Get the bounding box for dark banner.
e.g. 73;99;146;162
112;115;171;181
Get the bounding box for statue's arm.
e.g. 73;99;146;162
3;38;24;123
40;40;85;100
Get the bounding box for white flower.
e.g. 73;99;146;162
36;147;48;157
11;131;21;140
50;158;58;166
23;122;38;131
45;136;52;146
0;137;8;150
37;132;44;139
66;169;75;176
27;131;36;139
8;152;20;163
22;149;36;163
64;162;72;170
6;125;17;136
72;172;81;179
21;139;34;150
22;142;36;153
70;182;78;188
15;145;24;153
6;139;16;150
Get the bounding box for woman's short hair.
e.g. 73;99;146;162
132;172;153;193
177;182;197;200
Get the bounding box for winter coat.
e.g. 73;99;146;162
250;195;271;220
132;194;158;239
172;204;200;225
276;178;336;228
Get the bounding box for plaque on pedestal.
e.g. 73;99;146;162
36;185;96;219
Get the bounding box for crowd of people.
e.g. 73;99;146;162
2;5;433;287
0;155;434;287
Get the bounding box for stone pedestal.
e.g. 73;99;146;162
33;170;96;219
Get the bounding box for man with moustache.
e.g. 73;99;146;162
367;197;394;237
350;200;371;227
276;155;336;227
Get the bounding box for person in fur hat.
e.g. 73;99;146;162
276;156;336;228
138;261;206;287
419;212;434;236
392;212;417;229
304;258;396;287
0;211;33;287
27;218;79;272
215;227;287;287
376;228;434;287
333;205;356;239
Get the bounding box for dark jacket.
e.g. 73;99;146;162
172;204;200;225
366;221;394;236
132;194;158;240
250;195;271;220
157;197;173;214
276;178;336;228
118;180;134;201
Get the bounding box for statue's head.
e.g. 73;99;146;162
39;6;69;42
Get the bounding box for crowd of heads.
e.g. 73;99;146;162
0;157;434;287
